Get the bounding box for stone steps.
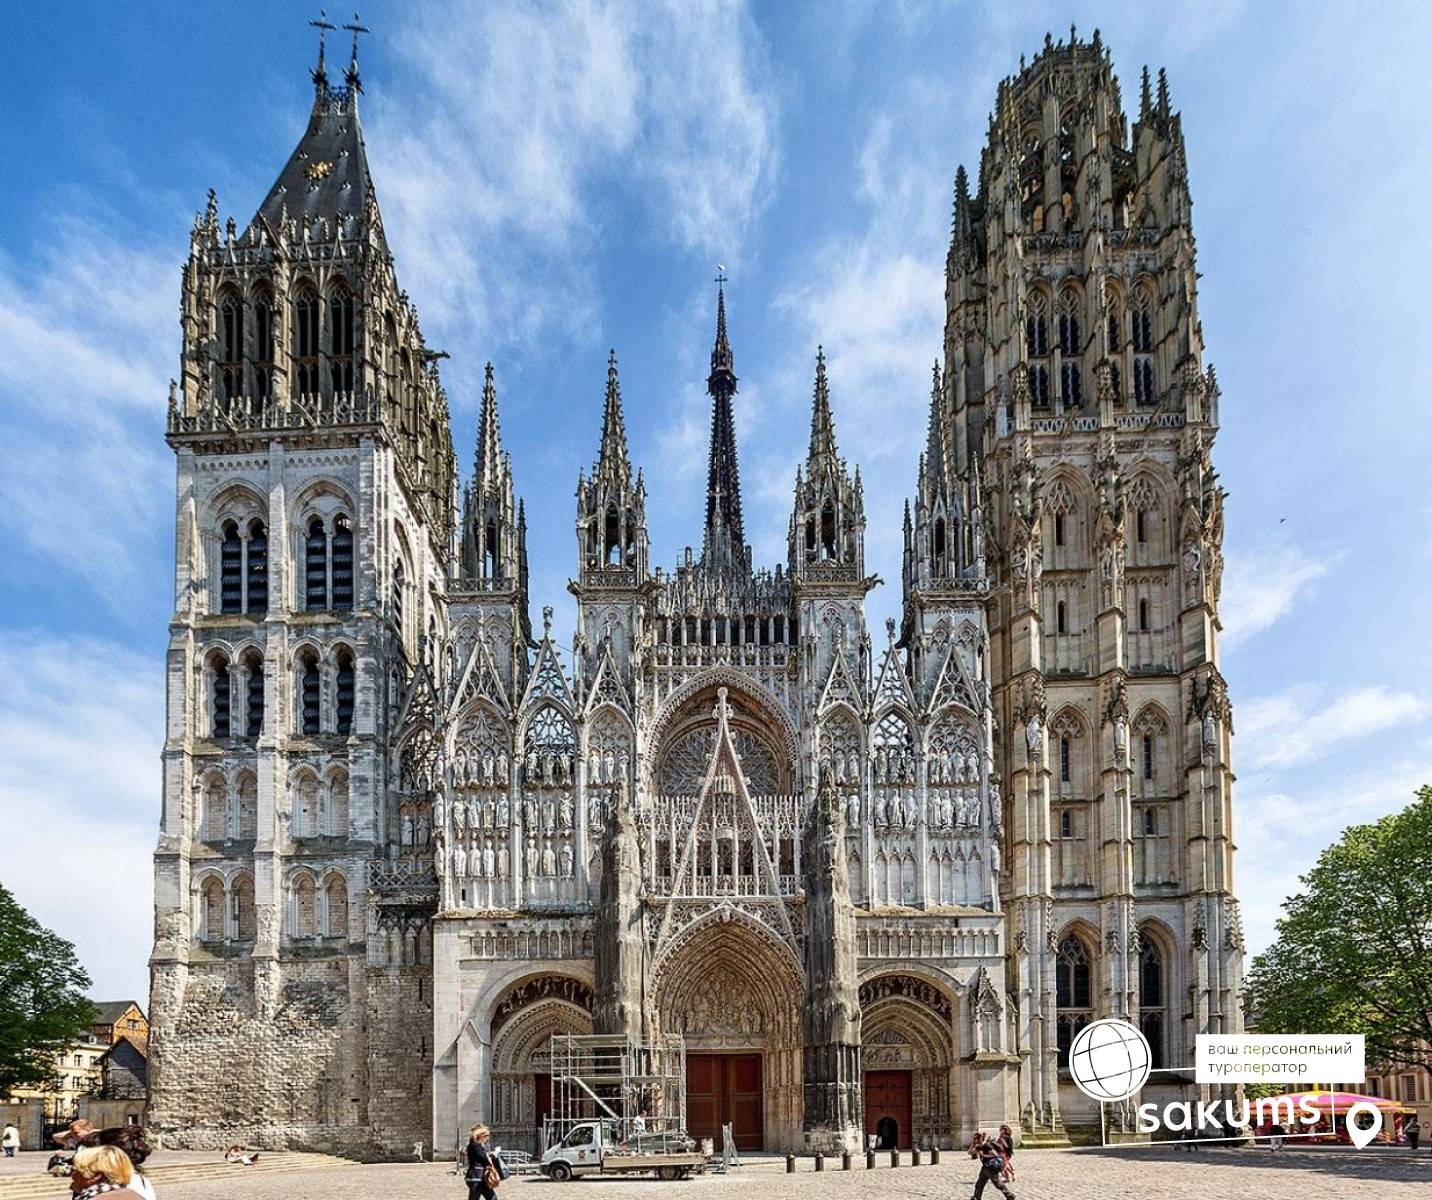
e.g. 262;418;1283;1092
0;1152;356;1200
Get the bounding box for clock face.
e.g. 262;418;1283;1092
306;160;335;181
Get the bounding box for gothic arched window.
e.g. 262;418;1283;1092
1058;290;1082;408
219;291;244;405
1056;935;1094;1067
211;656;231;739
328;287;356;394
219;521;243;614
198;877;225;942
1132;287;1155;406
332;515;353;609
327;771;349;837
1140;937;1167;1069
253;290;274;404
290;872;317;938
293;288;321;396
243;650;264;738
305;516;328;610
245;519;268;614
820;501;836;558
232;873;256;941
298;650;321;736
324;873;348;937
236;773;257;839
335;649;355;736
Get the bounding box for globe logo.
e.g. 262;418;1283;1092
1068;1019;1152;1102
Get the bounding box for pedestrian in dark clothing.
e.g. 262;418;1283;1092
465;1124;499;1200
1404;1116;1420;1151
968;1132;1015;1199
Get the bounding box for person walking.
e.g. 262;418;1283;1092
2;1123;19;1158
968;1132;1015;1200
1267;1122;1285;1153
68;1145;144;1200
996;1124;1016;1182
465;1124;500;1200
1404;1115;1421;1151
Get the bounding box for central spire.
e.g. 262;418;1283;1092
703;274;746;570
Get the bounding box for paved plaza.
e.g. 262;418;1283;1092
6;1146;1432;1200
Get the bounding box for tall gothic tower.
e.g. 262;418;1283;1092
941;29;1241;1134
150;31;452;1151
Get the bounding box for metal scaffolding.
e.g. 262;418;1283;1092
544;1033;687;1150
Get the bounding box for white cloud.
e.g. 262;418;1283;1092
370;0;779;357
0;631;162;1003
1237;683;1429;771
1219;538;1331;647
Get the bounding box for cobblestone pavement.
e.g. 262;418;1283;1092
6;1146;1432;1200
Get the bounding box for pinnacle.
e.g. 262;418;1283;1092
596;348;631;482
808;345;838;464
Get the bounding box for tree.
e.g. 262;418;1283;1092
0;883;96;1094
1245;787;1432;1081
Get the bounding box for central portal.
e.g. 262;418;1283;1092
687;1053;764;1150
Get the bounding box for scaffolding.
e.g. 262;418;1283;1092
543;1033;688;1152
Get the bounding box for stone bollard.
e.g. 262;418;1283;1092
931;1146;941;1165
865;1150;876;1170
890;1148;900;1168
841;1151;851;1171
786;1153;796;1173
815;1152;824;1172
912;1147;922;1166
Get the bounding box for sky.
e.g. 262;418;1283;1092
1;0;1429;1006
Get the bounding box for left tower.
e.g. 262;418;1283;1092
150;31;456;1153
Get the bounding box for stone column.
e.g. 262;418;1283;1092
592;779;644;1039
802;766;863;1152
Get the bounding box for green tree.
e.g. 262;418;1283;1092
1245;787;1432;1082
0;883;96;1094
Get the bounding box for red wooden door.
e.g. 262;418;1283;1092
534;1072;552;1144
864;1070;913;1150
686;1054;765;1151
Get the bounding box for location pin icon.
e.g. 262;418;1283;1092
1346;1101;1383;1149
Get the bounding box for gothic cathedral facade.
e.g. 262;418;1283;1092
149;32;1241;1155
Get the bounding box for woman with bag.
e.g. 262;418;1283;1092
465;1125;501;1200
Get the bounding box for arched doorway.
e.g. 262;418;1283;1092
487;977;593;1154
653;915;803;1151
859;974;955;1149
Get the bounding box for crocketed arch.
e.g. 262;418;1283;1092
647;668;800;777
859;971;957;1149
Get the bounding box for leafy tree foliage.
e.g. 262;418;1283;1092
0;883;96;1093
1245;787;1432;1079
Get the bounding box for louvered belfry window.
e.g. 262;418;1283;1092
331;516;354;610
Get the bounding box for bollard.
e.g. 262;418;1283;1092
815;1152;824;1172
841;1151;851;1171
912;1147;922;1166
890;1148;899;1168
865;1150;876;1170
786;1153;796;1173
931;1145;941;1165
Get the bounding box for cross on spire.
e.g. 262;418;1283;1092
310;9;337;79
342;13;370;87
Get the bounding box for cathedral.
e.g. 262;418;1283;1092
148;28;1242;1156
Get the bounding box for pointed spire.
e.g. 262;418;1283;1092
808;346;838;463
342;13;369;93
596;348;632;482
1140;66;1153;119
952;165;972;247
1157;67;1171;116
704;273;745;568
310;10;337;95
474;362;503;493
925;361;946;482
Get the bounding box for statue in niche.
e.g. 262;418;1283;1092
522;796;537;829
560;754;572;787
540;839;557;877
541;795;555;829
558;843;574;876
525;749;539;778
588;795;603;831
482;751;494;786
846;793;860;828
990;839;1002;876
905;791;919;829
496;848;509;879
603;750;615;784
559;795;573;830
496;797;510;827
453;845;467;877
874;791;888;827
416;815;430;844
589;749;601;781
833;754;846;785
1025;713;1043;759
497;749;508;779
618;749;630;782
1202;710;1218;761
482;841;496;877
401;814;414;846
472;843;486;877
453;802;467;833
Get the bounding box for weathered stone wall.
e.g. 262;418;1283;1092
364;964;434;1156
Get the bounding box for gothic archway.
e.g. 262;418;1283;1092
652;914;803;1151
486;976;594;1154
859;973;956;1149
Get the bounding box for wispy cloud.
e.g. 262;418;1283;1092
0;631;162;1001
370;0;779;365
1219;537;1332;647
1238;683;1429;771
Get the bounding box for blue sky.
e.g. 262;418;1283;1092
1;1;1429;1004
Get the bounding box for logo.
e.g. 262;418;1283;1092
1069;1018;1152;1102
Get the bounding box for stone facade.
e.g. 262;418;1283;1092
149;29;1239;1158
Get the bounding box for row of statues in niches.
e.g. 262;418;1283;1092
448;747;633;791
442;786;617;835
821;746;984;788
841;785;990;832
448;832;578;878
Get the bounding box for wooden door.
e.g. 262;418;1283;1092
686;1053;764;1151
864;1070;913;1150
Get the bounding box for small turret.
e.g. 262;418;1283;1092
790;348;864;580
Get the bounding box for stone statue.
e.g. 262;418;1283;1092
540;840;556;877
558;843;574;876
482;842;495;877
496;797;509;827
592;778;644;1039
559;795;573;830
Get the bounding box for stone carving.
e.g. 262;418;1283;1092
592;779;644;1038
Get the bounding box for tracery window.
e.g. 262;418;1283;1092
1058;290;1082;408
253;291;274;404
1132;287;1155;406
1056;935;1094;1067
328;287;356;394
219;291;243;405
293;288;321;396
1140;937;1167;1069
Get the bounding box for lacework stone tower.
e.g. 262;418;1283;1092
150;29;1237;1157
940;30;1241;1134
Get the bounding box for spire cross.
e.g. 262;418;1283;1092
714;264;727;288
342;13;370;59
310;9;337;56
